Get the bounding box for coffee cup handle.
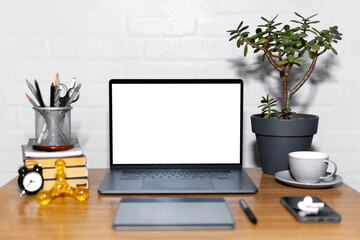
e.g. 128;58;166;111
319;159;337;180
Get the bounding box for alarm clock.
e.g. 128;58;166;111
18;164;44;197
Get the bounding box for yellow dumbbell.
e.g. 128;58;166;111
37;159;89;206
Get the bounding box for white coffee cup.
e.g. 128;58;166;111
289;151;337;183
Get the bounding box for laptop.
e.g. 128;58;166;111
98;79;258;194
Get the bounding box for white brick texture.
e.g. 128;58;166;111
0;0;359;192
128;17;196;36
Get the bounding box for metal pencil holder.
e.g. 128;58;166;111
33;106;73;151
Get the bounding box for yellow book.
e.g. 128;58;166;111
24;155;87;168
43;178;89;190
42;166;88;179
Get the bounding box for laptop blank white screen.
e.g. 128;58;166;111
112;83;241;164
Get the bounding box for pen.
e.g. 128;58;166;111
240;199;257;224
70;76;76;88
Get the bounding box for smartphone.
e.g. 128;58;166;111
280;196;341;223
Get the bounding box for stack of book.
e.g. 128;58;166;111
22;138;89;190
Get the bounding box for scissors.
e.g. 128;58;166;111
66;87;80;104
59;78;80;106
59;83;68;107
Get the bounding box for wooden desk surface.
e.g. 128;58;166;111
0;168;359;240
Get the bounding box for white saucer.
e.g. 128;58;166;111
275;170;343;189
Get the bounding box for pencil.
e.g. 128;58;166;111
25;93;38;108
55;73;60;85
54;85;60;107
50;83;55;107
54;74;60;107
34;79;46;107
26;79;40;105
37;124;47;144
65;84;81;107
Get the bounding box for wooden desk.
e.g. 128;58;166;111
0;168;359;240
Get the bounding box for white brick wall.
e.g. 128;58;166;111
0;0;359;192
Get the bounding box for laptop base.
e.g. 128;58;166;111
98;168;258;194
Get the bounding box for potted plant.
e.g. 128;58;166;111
228;13;342;175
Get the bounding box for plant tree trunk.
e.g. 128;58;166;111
281;63;293;109
285;90;292;109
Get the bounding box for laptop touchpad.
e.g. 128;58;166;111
142;180;215;190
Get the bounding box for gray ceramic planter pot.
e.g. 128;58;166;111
251;114;319;175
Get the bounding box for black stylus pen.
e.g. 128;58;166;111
240;199;257;224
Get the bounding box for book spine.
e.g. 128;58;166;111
24;155;87;168
42;166;88;179
43;177;89;190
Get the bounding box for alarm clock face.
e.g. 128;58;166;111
22;171;43;193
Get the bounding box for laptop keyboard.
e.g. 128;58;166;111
120;169;235;180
